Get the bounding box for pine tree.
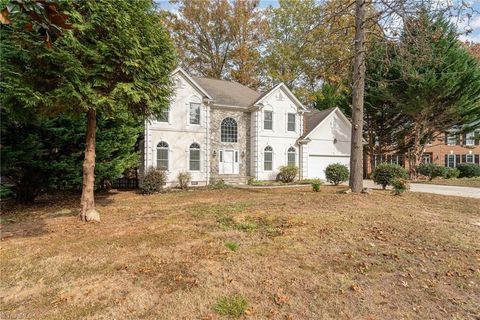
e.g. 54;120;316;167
1;0;176;220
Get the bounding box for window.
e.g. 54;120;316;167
466;153;474;163
447;154;456;168
157;141;169;170
221;117;237;142
158;108;169;122
189;103;201;125
264;146;273;171
422;154;431;164
264;111;273;130
189;143;200;171
287;113;296;132
447;133;457;146
465;132;475;146
287;147;296;166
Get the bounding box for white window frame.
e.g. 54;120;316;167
264;146;273;171
158;108;169;123
221;117;238;143
465;132;475;146
447;133;457;146
189;102;201;125
189;143;201;171
447;154;456;168
156;141;169;171
264;110;273;130
287;113;296;132
466;154;474;163
287;147;296;166
422;154;431;164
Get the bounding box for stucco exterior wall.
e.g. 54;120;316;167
254;87;304;180
306;111;351;157
144;73;209;186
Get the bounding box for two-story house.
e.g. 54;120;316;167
141;68;353;186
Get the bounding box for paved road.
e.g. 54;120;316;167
363;180;480;199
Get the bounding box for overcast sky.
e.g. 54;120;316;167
155;0;480;43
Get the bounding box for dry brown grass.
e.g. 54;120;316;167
1;186;479;319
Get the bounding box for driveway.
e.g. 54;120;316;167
363;180;480;199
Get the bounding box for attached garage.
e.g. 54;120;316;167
299;107;354;181
307;155;350;180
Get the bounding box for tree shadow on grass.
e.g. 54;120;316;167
0;191;117;240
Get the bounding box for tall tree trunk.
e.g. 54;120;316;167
349;0;366;193
80;109;100;222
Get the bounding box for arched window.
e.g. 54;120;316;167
264;146;273;171
157;141;169;170
189;143;201;171
221;117;237;142
287;147;296;166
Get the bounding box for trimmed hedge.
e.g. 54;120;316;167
324;163;349;185
276;165;298;183
417;163;446;181
141;167;167;194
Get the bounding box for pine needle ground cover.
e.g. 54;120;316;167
1;187;479;319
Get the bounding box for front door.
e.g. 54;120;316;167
222;150;235;174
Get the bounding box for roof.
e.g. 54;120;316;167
300;107;336;139
191;76;261;108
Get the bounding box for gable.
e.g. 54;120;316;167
303;108;352;141
171;67;212;100
254;83;306;111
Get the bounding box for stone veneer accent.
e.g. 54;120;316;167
209;107;251;180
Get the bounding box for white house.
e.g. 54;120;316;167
141;67;353;186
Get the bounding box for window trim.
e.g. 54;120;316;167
156;141;169;171
221;117;238;143
466;153;474;163
264;146;273;171
287;113;296;132
189;102;201;125
158;107;170;123
465;131;475;146
447;133;457;146
264;110;273;130
287;146;296;166
189;142;201;171
447;154;456;168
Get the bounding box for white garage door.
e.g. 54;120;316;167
307;155;350;180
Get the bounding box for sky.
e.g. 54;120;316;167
155;0;480;43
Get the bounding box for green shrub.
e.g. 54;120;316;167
0;185;13;199
324;163;349;185
213;294;248;317
456;163;480;178
372;163;408;189
276;165;298;183
311;179;322;192
391;178;409;196
443;167;460;179
210;179;230;189
417;163;446;180
141;167;167;194
177;171;191;189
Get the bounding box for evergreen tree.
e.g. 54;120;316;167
1;0;176;221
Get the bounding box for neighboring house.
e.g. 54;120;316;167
365;128;480;175
141;67;352;186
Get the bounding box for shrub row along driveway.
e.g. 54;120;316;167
0;187;479;319
363;180;480;199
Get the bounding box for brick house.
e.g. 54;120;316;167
365;128;480;176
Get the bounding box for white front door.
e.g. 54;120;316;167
220;150;240;174
223;150;235;174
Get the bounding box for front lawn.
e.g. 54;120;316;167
1;187;479;319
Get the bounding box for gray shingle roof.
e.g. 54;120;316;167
301;108;336;139
192;76;261;108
